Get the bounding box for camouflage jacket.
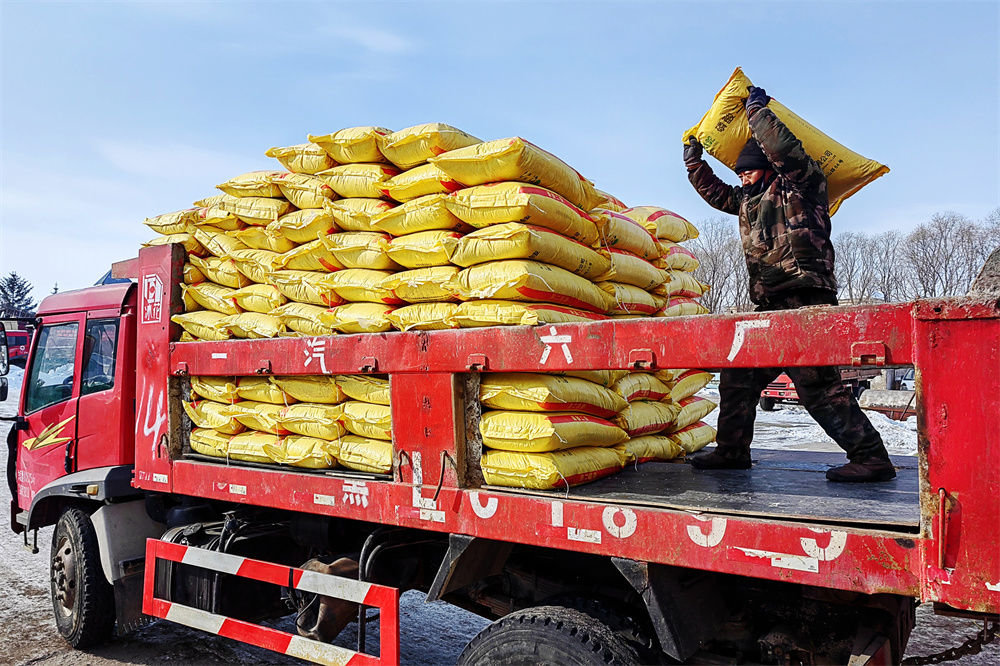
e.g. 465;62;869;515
688;108;838;305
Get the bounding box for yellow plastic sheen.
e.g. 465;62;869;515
562;370;629;387
372;194;465;236
279;239;344;273
191;376;240;404
595;250;667;290
481;447;626;489
231;284;287;314
611;373;672;402
336;375;390;405
181;283;241;315
684;67;889;215
192;228;248;258
386;303;460;331
320;232;400;270
217;171;285;198
450;260;610;314
596;282;659;316
265;143;336;175
617;435;682;463
183;263;206;285
268;209;336;243
316;164;400;199
341;401;392;440
262;435;339;469
229;249;283;284
142;234;205;257
233;227;297;253
614;401;681;437
269;302;337;336
171;311;231;341
591;209;660;260
672;396;718;431
670;370;714;401
220;194;295;226
384;163;463;202
236;376;297;405
452;223;610;279
480;410;627;453
145;208;198;235
668;421;716;454
308;126;392;164
377;123;482;170
279;403;347;440
386;230;462;268
183;401;246;435
194;205;243;231
656;242;700;272
622;207;699;243
338;435;393;474
654;271;711;298
321;303;396;333
226;401;287;435
219;313;286;339
268;269;344;307
452;300;607;328
326;269;402;304
271;375;347;404
480;373;627;417
380;266;459;303
659;298;710;317
272;172;336;209
325;198;396;232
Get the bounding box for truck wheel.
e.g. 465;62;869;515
458;605;640;665
759;396;776;411
50;508;115;648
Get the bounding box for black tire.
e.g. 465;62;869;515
458;605;640;665
759;396;776;411
50;508;115;648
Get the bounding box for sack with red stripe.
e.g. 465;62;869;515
597;282;659;316
669;369;714;401
480;373;628;418
668;421;716;454
658;297;710;317
591;209;659;260
450;260;610;313
673;395;718;431
654;271;711;299
622;206;699;242
655;241;700;272
480;410;627;453
614;401;680;437
596;249;667;290
615;435;683;463
452;300;608;328
384;163;464;202
316;164;400;199
452;223;610;280
481;446;627;489
612;373;672;402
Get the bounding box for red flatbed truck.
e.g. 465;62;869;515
4;244;999;664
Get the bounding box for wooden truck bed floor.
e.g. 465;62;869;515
489;449;920;530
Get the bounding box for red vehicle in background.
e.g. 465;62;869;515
759;368;880;411
5;329;31;367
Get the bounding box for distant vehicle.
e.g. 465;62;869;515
759;368;879;411
5;329;31;367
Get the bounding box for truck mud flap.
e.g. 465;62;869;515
142;538;400;666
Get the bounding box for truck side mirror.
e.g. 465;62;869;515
0;323;8;377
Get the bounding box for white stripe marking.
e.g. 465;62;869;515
735;547;818;573
182;547;243;575
568;527;602;544
469;492;498;519
165;603;227;634
420;508;446;523
211;352;228;360
551;501;564;527
285;635;357;666
297;570;374;604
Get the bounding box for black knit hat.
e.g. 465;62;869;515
734;140;769;173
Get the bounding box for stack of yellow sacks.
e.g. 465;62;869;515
148;123;711;341
183;374;394;474
477;368;719;490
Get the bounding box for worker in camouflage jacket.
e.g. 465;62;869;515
682;86;895;482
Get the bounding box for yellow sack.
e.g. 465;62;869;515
227;431;282;464
321;303;396;333
171;311;231;341
183;262;206;285
430;137;598;211
268;269;344;307
308;126;392;164
596;250;667;290
658;297;710;317
622;207;699;242
372;194;465;236
233;227;297;253
189;428;235;459
229;248;284;284
337;375;390;405
591;209;659;260
220;194;295;226
272;172;336;209
279;239;343;272
452;300;607;328
193;194;226;207
654;271;710;299
596;282;659;316
231;283;287;314
342;401;392;440
266;143;336;175
612;373;672;402
191;376;239;404
183;400;245;435
384;163;464;202
236;377;297;405
386;303;460;331
145;208;198;235
142;233;205;257
226;401;288;435
271;376;346;404
614;401;680;437
268;209;335;243
445;182;598;246
481;447;625;489
562;370;629;387
194;205;243;231
686;68;889;214
670;369;714;401
591;189;628;213
451;260;609;314
316;164;400;199
668;421;716;454
217;171;285;198
673;396;717;431
380;266;459;303
263;435;339;469
480;410;626;453
320;232;400;270
377;123;481;169
220;313;286;339
386;230;462;268
181;283;241;315
657;242;700;272
452;223;609;280
269;302;337;336
191;228;248;258
480;373;627;419
617;435;682;463
338;435;393;474
279;403;347;440
188;256;251;289
326;269;403;304
325;198;396;232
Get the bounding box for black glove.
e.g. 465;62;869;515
745;85;771;117
683;136;703;170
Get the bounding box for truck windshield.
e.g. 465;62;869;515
81;319;119;395
24;323;79;414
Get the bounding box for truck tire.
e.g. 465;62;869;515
759;396;776;411
50;508;115;648
458;605;640;665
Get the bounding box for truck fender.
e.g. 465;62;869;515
25;465;139;531
91;499;166;585
427;534;514;602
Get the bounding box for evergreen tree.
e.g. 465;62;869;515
0;272;37;318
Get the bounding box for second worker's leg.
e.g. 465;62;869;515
690;367;778;470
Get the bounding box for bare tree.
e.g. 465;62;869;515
869;231;905;302
689;217;751;313
900;213;988;297
834;232;878;303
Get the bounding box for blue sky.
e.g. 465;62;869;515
2;1;997;301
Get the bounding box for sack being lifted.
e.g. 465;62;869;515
685;67;888;214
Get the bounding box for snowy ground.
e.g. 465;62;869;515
1;371;994;665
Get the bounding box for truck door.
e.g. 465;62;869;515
75;316;131;470
16;316;83;512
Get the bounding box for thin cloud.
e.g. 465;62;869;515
323;24;414;55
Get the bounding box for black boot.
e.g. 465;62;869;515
825;456;896;482
689;449;752;470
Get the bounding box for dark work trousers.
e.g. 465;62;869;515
715;289;890;462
